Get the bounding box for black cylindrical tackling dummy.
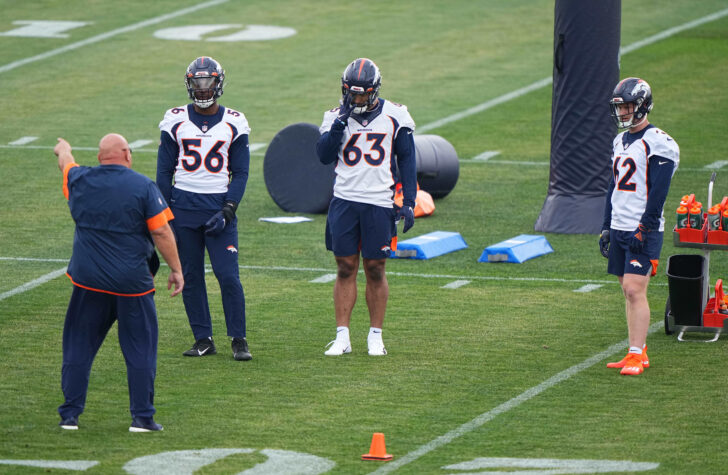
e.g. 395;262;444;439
263;125;460;213
534;0;621;234
414;134;459;199
263;123;335;214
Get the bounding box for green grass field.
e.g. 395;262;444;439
1;1;728;473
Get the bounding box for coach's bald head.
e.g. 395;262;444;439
98;133;132;168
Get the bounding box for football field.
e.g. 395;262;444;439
1;1;728;473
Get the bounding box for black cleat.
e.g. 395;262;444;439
129;417;163;432
59;416;79;430
231;337;252;361
182;337;217;357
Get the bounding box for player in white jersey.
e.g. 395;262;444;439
316;58;417;357
599;77;679;375
156;56;252;362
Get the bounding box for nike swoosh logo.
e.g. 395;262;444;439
197;348;209;355
659;161;668;165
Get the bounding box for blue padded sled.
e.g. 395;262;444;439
478;234;553;263
391;231;468;260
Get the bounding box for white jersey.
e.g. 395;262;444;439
159;105;250;194
610;126;679;231
320;99;415;207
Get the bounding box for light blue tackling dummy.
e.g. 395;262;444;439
391;231;468;260
479;234;553;263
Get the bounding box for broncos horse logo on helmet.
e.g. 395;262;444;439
185;56;225;109
610;77;653;129
341;58;381;114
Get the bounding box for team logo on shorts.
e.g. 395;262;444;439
630;259;643;268
380;245;391;252
226;245;238;253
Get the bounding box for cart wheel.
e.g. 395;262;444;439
665;296;674;335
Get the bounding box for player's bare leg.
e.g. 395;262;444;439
325;254;359;355
363;258;388;355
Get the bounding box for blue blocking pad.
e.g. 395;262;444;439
391;231;468;260
479;234;553;263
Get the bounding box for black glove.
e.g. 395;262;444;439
628;224;647;254
221;200;237;223
599;230;610;258
396;205;415;234
336;93;354;125
204;211;225;236
205;201;238;236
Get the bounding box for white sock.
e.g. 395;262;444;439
336;326;350;342
629;346;642;354
368;327;382;340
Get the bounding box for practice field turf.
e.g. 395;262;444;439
1;1;728;473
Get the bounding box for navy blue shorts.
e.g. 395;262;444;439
325;197;396;260
607;229;663;277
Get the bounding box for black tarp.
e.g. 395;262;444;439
534;0;621;234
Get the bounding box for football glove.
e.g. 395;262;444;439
599;230;610;258
628;224;647;254
204;211;226;236
205;201;238;236
336;93;354;125
396;205;415;234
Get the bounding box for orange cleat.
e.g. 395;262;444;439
607;347;649;369
619;353;644;376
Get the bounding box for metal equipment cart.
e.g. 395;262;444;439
666;173;728;341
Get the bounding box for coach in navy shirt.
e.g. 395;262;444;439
55;134;183;432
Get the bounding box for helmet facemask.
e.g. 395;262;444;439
187;76;221;109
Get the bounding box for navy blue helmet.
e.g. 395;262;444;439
341;58;381;114
610;77;653;129
185;56;225;109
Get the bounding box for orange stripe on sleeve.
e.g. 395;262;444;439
146;207;174;231
62;162;79;200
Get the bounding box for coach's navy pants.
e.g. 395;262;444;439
171;207;246;341
58;286;158;420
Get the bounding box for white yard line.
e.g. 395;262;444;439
309;273;337;283
368;321;665;475
8;136;38;145
573;284;604;293
0;0;229;74
441;280;471;289
417;7;728;134
0;267;67;302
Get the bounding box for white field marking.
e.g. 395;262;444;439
416;7;728;134
472;150;501;161
0;21;91;38
0;267;67;302
0;257;68;262
309;273;337;283
8;136;38;145
368;320;665;475
573;284;603;293
0;460;98;471
705;160;728;170
249;143;268;152
441;280;470;289
0;0;230;75
443;457;658;473
128;139;154;149
1;257;666;287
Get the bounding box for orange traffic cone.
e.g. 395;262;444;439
362;432;393;461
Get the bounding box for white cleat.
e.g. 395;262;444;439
367;338;387;356
324;339;352;356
